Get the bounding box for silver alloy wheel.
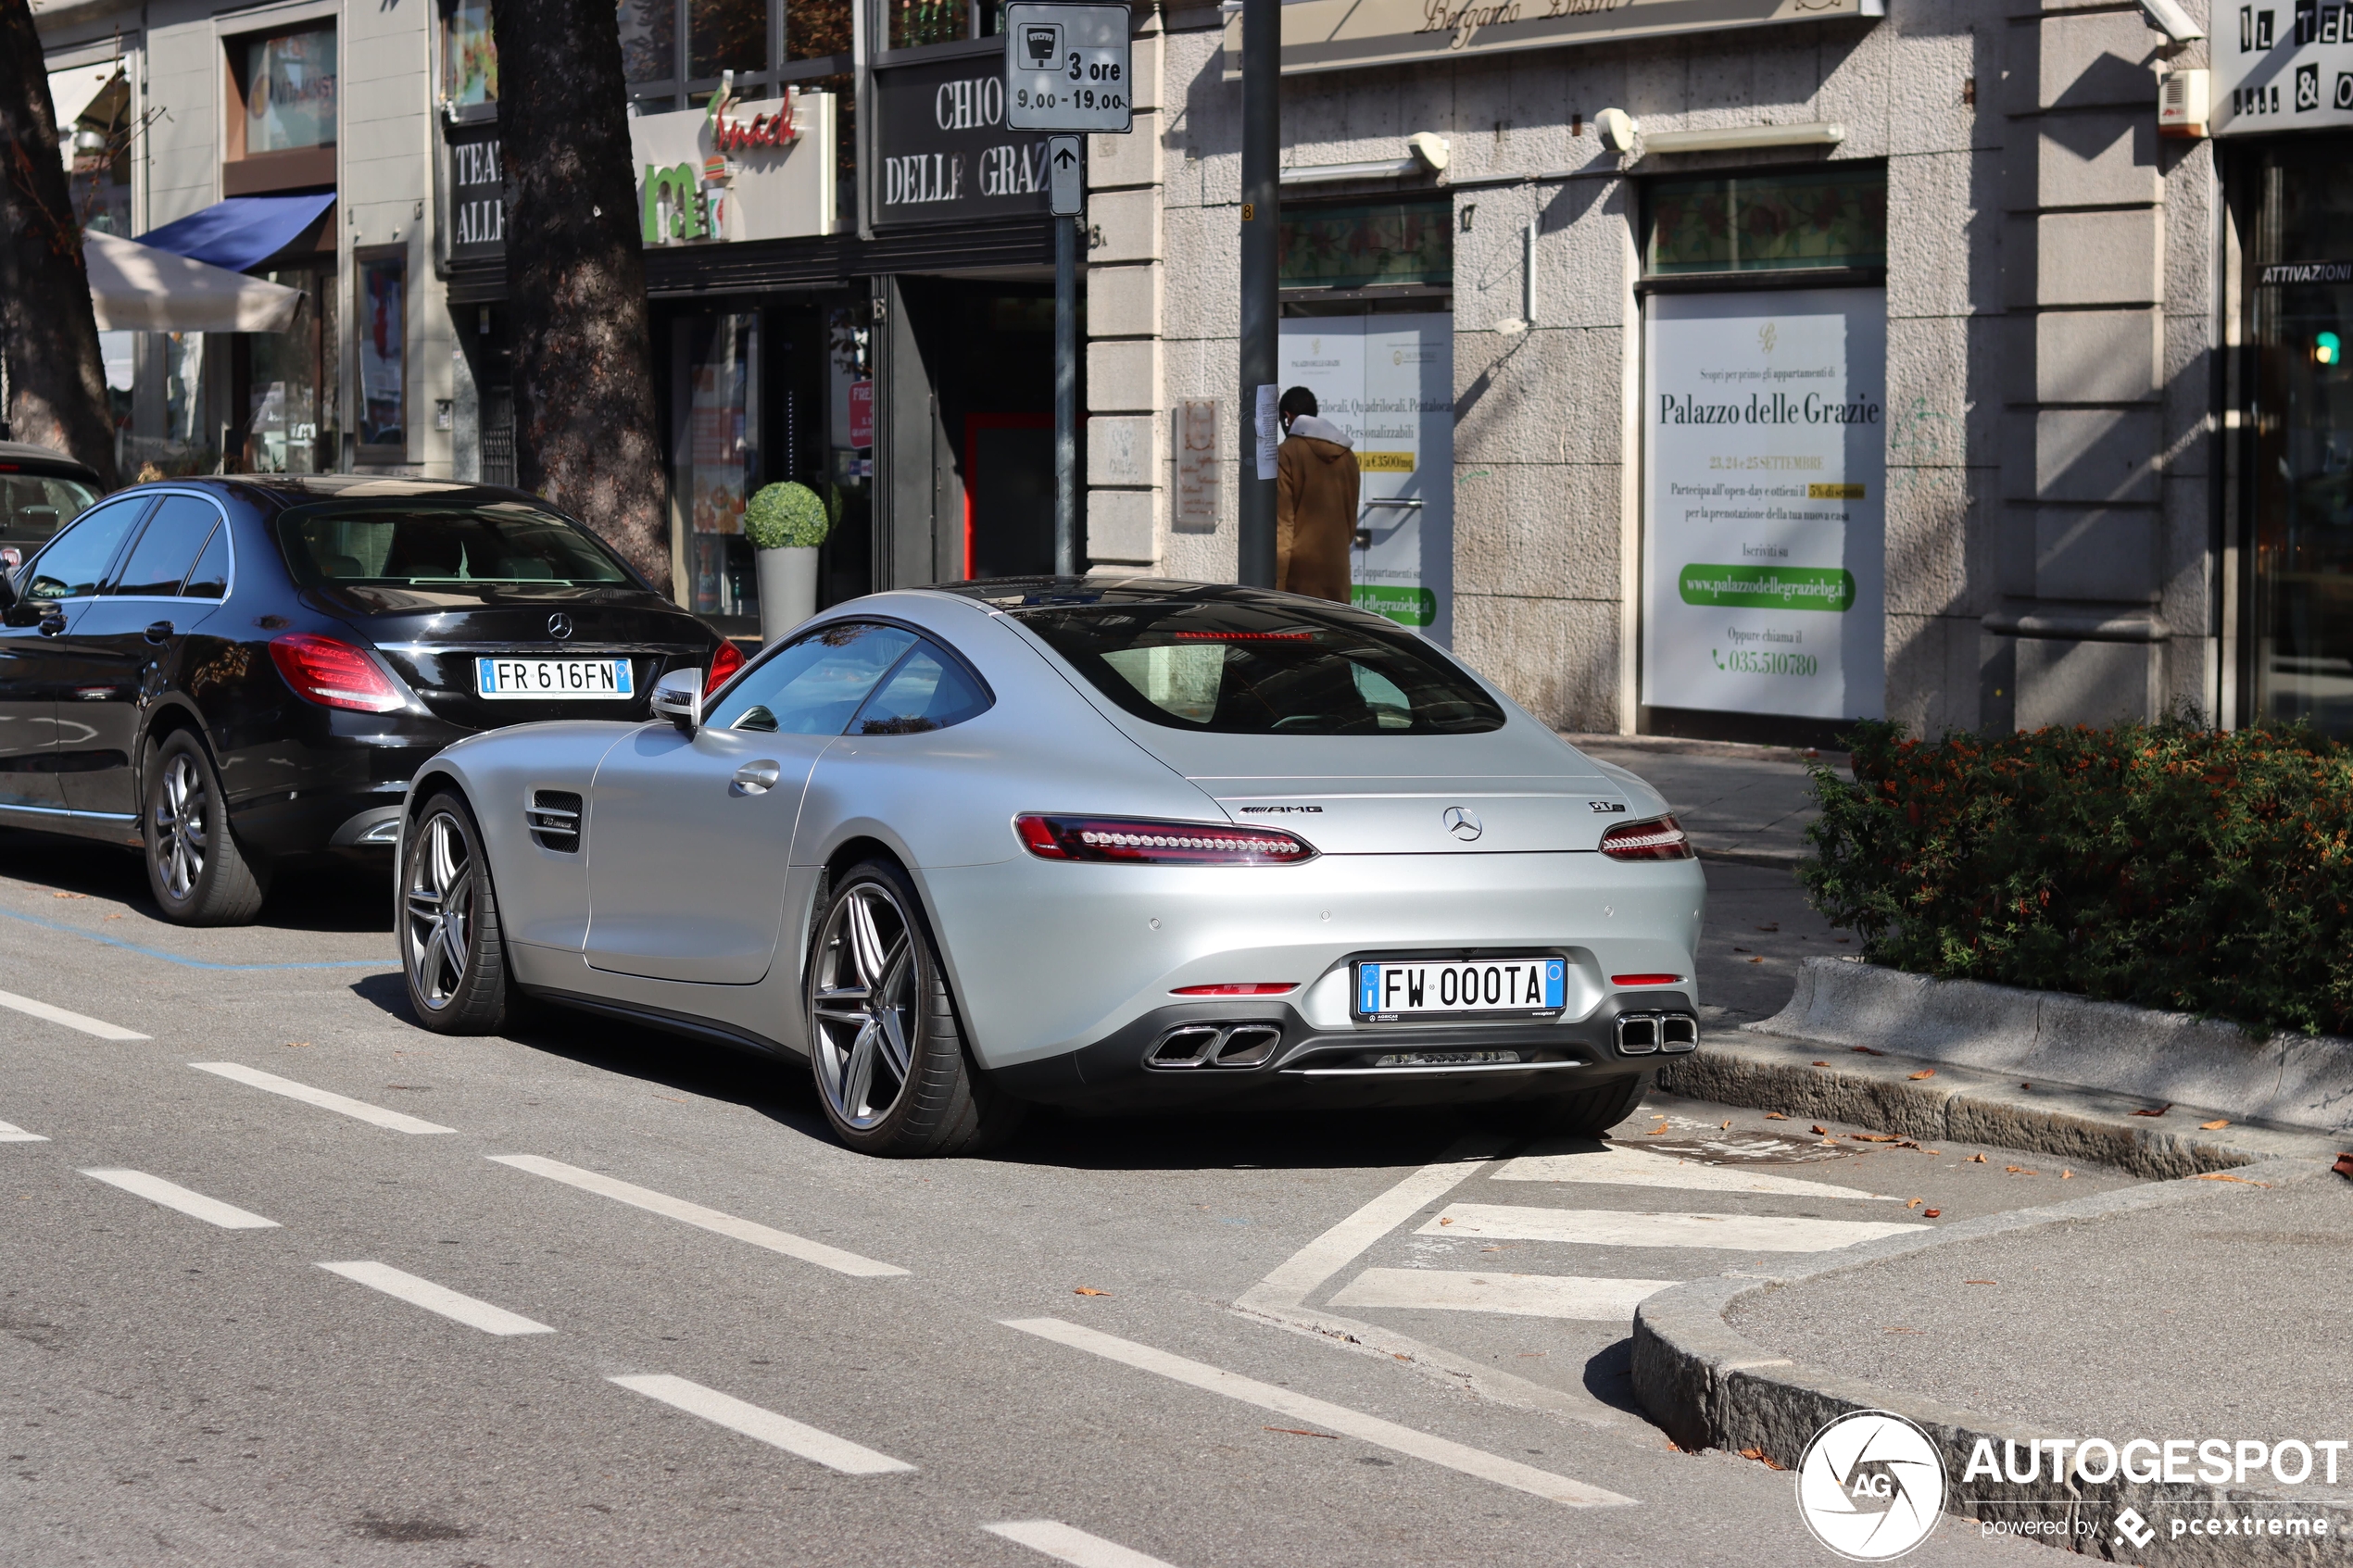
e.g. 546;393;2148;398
404;812;475;1010
810;882;917;1131
151;751;210;900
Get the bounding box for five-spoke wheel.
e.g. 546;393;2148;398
142;730;269;925
399;792;522;1033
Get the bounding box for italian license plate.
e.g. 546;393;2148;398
1355;956;1566;1021
474;657;634;700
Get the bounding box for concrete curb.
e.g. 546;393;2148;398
1752;959;2353;1135
1659;1027;2345;1180
1629;1158;2348;1565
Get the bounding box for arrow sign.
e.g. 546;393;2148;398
1048;134;1084;216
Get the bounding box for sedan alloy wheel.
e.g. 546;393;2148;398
151;750;210;901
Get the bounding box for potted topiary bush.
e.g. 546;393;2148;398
742;481;833;641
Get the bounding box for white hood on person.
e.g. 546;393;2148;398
1283;413;1353;448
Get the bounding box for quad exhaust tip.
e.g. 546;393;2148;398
1615;1010;1699;1057
1147;1022;1284;1070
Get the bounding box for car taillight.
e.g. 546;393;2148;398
1172;982;1298;996
1600;815;1692;861
1015;814;1316;866
704;639;746;695
268;634;404;713
1612;973;1685;986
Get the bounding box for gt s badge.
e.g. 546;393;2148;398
1589;800;1628;813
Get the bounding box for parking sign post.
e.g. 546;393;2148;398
1007;4;1133;575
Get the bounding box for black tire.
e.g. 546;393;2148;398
805;859;1023;1158
1491;1073;1653;1139
399;791;522;1034
143;729;271;926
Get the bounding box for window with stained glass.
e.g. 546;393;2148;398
1278;201;1453;292
1643;168;1886;277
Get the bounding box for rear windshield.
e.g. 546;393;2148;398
1016;600;1505;735
274;501;634;588
1;473;99;547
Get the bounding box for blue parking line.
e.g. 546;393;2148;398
0;905;396;972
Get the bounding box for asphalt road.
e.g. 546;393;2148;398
0;829;2108;1567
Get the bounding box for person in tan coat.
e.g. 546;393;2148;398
1275;385;1358;604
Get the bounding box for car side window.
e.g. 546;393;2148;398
707;621;919;735
20;496;152;602
849;640;992;734
109;495;223;597
181;521;232;599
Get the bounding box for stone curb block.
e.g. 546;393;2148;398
1659;1029;2345;1180
1630;1159;2347;1565
1751;959;2353;1134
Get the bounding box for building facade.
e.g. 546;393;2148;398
34;0;2353;743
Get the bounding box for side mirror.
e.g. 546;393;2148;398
650;668;702;734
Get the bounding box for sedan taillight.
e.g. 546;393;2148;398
1600;815;1692;861
704;638;746;695
269;634;405;713
1015;814;1316;866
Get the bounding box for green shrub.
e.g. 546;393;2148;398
744;482;831;550
1802;720;2353;1037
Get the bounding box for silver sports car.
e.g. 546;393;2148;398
397;579;1705;1157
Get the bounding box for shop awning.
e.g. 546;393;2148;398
134;193;336;275
83;232;301;332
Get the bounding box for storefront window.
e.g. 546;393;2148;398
1643;167;1886;276
690;0;764;78
244;270;339;474
244;27;338;153
443;0;497;107
673;314;761;624
66;69;132;237
2248;139;2353;737
358;254;408;458
790;0;852;58
1279;201;1453;291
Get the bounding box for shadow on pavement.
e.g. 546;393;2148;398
0;825;392;935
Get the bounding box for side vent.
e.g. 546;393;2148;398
526;789;583;852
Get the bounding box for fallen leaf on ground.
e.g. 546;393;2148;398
1765;1112;1787;1120
1894;1140;1920;1149
1963;1279;1995;1286
2061;1169;2073;1179
1923;1208;1943;1217
1851;1046;1886;1057
2130;1105;2171;1118
1810;1124;1829;1135
2199;1119;2230;1130
105;913;124;921
2020;1082;2032;1090
1756;923;1780;934
1883;1325;1919;1334
2196;1173;2271;1186
284;1041;311;1048
1818;1137;1838;1147
1646;1125;1668;1135
1737;1447;1787;1470
1851;1134;1897;1143
1733;947;1751;954
1748;957;1764;965
52;892;86;900
1812;1060;1830;1067
1906;1198;1923;1209
1719;1120;1731;1130
1264;1427;1338;1439
2004;1166;2038;1175
1968;1153;1987;1163
1908;1070;1936;1081
1438;1216;1455;1224
2334;1153;2353;1178
1073;1286;1111;1296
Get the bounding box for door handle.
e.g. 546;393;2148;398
37;613;65;636
145;620;174;644
730;759;783;797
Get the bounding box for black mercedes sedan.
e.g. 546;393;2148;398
0;475;736;924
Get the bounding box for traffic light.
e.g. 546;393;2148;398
2316;331;2343;366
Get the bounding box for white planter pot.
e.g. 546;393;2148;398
756;545;820;642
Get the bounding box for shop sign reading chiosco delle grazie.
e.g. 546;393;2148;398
1223;0;1881;76
873;55;1051;229
632;85;837;245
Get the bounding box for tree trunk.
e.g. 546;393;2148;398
0;0;120;488
492;0;669;594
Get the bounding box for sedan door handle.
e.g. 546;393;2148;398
145;620;175;644
37;613;65;636
730;759;783;797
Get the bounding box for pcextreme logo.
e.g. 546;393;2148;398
1796;1411;1947;1561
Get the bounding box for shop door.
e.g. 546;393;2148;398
963;414;1054;578
1640;288;1887;724
1277;314;1454;646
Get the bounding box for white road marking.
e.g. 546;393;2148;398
609;1374;914;1474
984;1520;1181;1568
1327;1267;1677;1321
0;988;147;1041
487;1154;906;1277
315;1261;555;1335
1417;1203;1927;1252
1239;1137;1500;1311
80;1168;280;1229
0;1120;47;1143
1001;1317;1635;1509
189;1062;456;1135
1496;1145;1896;1200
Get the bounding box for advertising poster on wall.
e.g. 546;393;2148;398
1642;288;1885;721
1277;315;1454;646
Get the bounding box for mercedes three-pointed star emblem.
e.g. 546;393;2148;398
1442;806;1482;841
547;613;573;640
